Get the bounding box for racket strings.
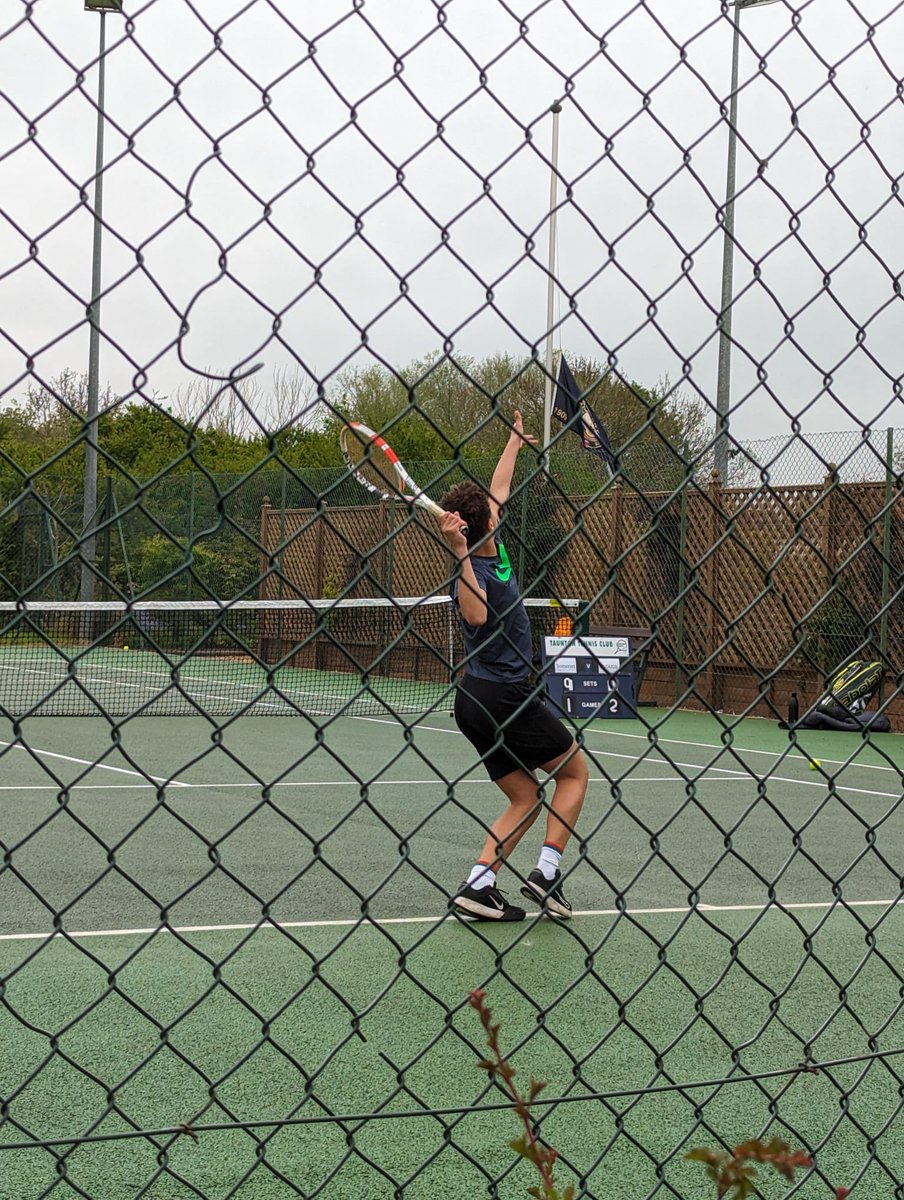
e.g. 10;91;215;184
342;429;407;499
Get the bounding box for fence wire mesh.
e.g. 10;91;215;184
2;0;904;1197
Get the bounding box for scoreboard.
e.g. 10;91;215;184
542;634;637;720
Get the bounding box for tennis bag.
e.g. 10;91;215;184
800;658;891;732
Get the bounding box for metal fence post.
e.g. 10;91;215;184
18;496;29;595
703;469;724;711
386;498;396;594
673;464;690;704
279;468;287;599
187;472;196;600
879;427;894;704
608;479;624;625
100;475;113;599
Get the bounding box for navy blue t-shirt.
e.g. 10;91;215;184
453;541;532;682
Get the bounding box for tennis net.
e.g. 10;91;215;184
0;597;581;719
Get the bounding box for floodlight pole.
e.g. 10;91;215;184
80;5;115;605
542;101;562;456
715;0;779;485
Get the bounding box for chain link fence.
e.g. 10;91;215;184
3;1;904;1197
6;427;900;603
731;428;902;487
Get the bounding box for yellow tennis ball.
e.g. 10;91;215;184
809;759;821;770
122;644;129;651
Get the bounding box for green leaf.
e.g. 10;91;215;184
686;1148;725;1165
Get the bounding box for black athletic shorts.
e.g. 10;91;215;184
454;674;574;781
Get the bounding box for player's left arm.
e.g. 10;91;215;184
488;410;538;524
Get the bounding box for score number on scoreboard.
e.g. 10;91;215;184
541;634;637;720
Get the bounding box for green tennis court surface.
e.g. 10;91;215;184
3;710;904;1198
0;641;449;718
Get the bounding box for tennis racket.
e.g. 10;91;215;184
340;421;467;534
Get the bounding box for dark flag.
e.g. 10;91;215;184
552;355;616;473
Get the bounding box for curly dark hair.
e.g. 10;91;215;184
440;481;491;549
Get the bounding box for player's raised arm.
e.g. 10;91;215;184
488;409;538;524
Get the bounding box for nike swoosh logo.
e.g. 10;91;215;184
494;543;512;582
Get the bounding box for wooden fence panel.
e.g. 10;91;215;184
554;492;617;618
258;502;320;599
261;475;904;724
382;510;450;597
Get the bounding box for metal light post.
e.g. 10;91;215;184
80;0;122;606
714;0;779;485
542;100;562;454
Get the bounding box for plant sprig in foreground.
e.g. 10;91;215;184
469;988;573;1200
471;988;849;1199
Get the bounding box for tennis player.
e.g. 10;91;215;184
439;411;589;921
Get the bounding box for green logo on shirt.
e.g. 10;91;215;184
494;542;512;582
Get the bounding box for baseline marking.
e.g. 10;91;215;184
3;898;903;942
0;776;733;792
352;719;903;800
0;741;189;787
355;716;904;777
580;725;904;776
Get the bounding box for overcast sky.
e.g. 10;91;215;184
1;0;903;449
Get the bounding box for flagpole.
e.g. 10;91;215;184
543;100;562;453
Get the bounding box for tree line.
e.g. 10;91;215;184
1;354;710;600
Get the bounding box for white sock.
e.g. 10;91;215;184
537;843;563;881
467;862;497;891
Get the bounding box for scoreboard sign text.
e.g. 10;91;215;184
542;635;636;720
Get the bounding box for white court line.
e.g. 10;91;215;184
0;775;727;792
353;715;904;777
579;725;904;777
352;719;903;801
3;898;903;942
0;741;189;787
3;759;898;801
